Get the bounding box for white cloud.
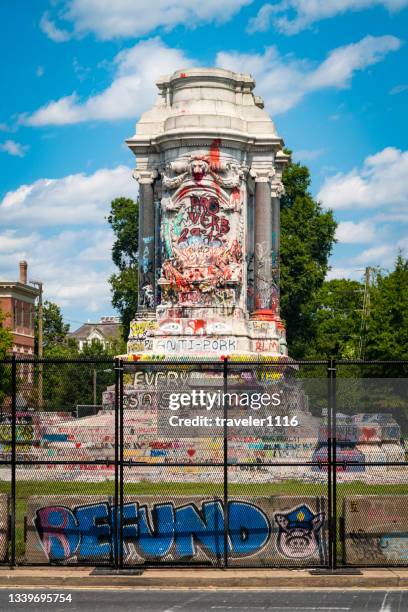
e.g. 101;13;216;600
352;244;396;265
40;11;71;42
0;231;40;254
248;1;408;35
293;148;325;161
0;165;136;227
41;0;252;41
336;221;377;244
317;147;408;210
23;38;193;126
0;140;28;157
0;230;116;313
0;166;137;314
216;35;401;114
390;83;408;94
326;266;362;280
36;66;45;77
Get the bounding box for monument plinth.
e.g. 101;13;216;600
126;68;290;360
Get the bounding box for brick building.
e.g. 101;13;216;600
0;261;39;356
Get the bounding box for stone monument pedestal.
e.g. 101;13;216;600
125;68;290;361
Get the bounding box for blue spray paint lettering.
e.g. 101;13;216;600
34;499;270;563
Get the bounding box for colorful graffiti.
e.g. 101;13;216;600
274;505;325;559
312;446;366;472
27;496;327;565
157;319;232;336
0;415;34;456
156;338;237;353
159;154;245;306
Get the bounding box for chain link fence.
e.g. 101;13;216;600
0;357;407;568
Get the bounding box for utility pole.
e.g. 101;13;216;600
92;368;112;409
30;280;43;410
359;267;372;360
93;369;97;406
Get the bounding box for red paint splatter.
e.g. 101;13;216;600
362;427;377;441
210;139;221;170
231;187;240;204
187;319;206;334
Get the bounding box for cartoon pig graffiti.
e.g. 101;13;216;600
274;505;325;559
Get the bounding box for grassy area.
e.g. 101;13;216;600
0;479;407;561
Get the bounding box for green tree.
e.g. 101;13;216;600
40;339;120;412
306;279;364;359
35;300;70;351
365;255;408;361
0;307;13;359
280;159;337;357
0;308;13;408
107;197;139;339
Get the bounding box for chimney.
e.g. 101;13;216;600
19;260;27;284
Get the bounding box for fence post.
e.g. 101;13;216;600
113;357;119;569
223;357;229;568
119;361;124;569
327;359;332;570
328;357;337;570
10;356;16;567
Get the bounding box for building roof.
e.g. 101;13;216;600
0;281;39;300
69;321;120;341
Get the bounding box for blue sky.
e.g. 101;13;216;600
0;0;407;330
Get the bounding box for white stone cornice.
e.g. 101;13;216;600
132;169;158;184
250;167;275;183
275;149;291;171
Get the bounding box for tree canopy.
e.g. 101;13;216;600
280;159;337;357
35;300;70;352
305;278;364;359
0;308;13;407
0;307;13;359
365;256;408;361
107;197;139;339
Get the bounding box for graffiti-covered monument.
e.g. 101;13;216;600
126;68;289;359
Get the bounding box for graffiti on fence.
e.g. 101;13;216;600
274;505;325;559
26;496;328;566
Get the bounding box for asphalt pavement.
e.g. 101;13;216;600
0;589;406;612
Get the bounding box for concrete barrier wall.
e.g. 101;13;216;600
0;494;9;562
26;495;328;566
344;495;408;565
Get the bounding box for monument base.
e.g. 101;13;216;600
126;314;287;361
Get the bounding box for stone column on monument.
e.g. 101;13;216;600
271;179;284;318
270;149;289;319
251;169;275;319
133;170;157;314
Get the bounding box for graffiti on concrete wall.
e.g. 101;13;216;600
0;415;34;456
26;496;328;566
156;338;237;353
344;495;408;565
274;505;325;559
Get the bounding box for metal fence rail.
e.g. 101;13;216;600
0;356;407;569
